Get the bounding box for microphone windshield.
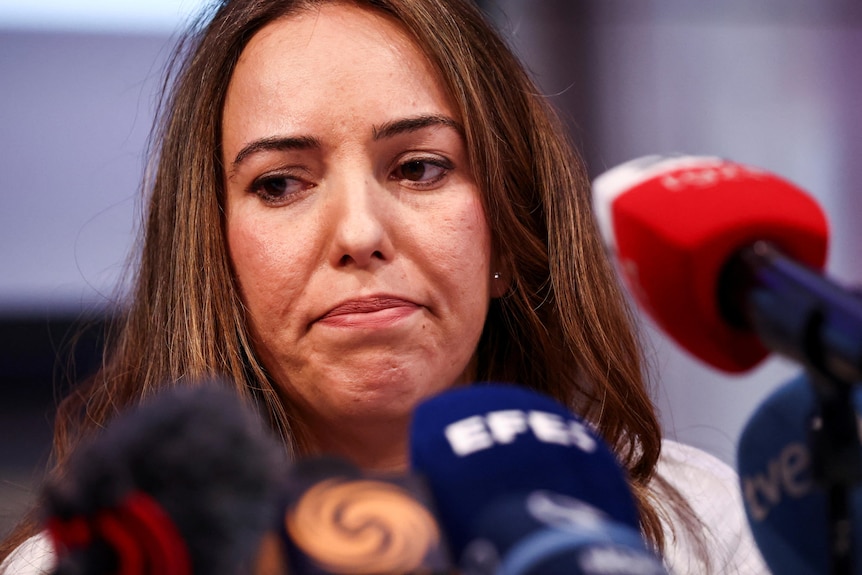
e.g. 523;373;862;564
42;380;287;575
592;155;829;372
408;383;641;559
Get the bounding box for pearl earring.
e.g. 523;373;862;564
493;272;501;280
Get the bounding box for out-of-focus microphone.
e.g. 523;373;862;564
276;455;453;574
41;381;288;575
409;383;668;575
738;372;862;574
592;155;862;381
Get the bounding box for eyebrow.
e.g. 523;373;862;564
231;135;321;170
372;114;463;141
230;114;463;171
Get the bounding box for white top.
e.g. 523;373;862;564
0;439;768;574
0;533;52;575
654;440;769;574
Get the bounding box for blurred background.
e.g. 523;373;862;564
1;0;861;537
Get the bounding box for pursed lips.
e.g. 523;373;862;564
316;296;421;327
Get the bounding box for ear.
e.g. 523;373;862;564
490;269;509;298
489;252;511;298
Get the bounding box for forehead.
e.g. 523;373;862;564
222;2;459;138
250;6;402;58
235;4;443;98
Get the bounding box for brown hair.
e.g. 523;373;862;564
2;0;699;562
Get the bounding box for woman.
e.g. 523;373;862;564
1;0;765;573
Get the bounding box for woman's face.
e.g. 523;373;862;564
222;3;495;452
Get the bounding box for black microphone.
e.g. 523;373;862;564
41;380;287;575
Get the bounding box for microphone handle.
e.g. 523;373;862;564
717;240;862;385
811;376;858;575
719;241;862;574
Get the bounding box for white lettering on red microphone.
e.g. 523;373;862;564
444;410;597;456
660;162;765;192
741;442;812;522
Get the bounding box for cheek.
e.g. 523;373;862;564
226;213;305;316
432;196;493;300
451;197;492;273
445;199;494;366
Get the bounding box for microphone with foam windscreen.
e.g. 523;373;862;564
738;372;862;574
592;155;862;382
41;381;288;575
409;383;668;575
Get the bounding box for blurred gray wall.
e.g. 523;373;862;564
1;0;861;534
0;31;168;316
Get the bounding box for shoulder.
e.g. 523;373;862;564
0;534;55;575
652;439;769;574
657;439;740;499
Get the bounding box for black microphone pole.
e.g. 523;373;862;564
719;240;862;575
718;240;862;384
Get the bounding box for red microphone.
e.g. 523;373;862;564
591;155;831;373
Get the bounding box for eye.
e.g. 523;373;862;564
392;157;453;188
249;174;312;205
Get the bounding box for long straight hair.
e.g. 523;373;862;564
2;0;701;561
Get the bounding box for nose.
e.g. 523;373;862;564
326;175;393;269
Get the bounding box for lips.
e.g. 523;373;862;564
316;296;420;327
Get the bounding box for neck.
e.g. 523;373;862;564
300;415;411;473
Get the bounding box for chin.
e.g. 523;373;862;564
336;375;453;417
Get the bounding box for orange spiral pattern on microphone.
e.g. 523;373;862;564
285;478;440;574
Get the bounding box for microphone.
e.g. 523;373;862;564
737;372;862;574
592;155;862;379
409;383;668;575
276;455;453;574
41;381;288;575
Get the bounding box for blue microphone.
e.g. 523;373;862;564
738;373;862;574
409;383;667;575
